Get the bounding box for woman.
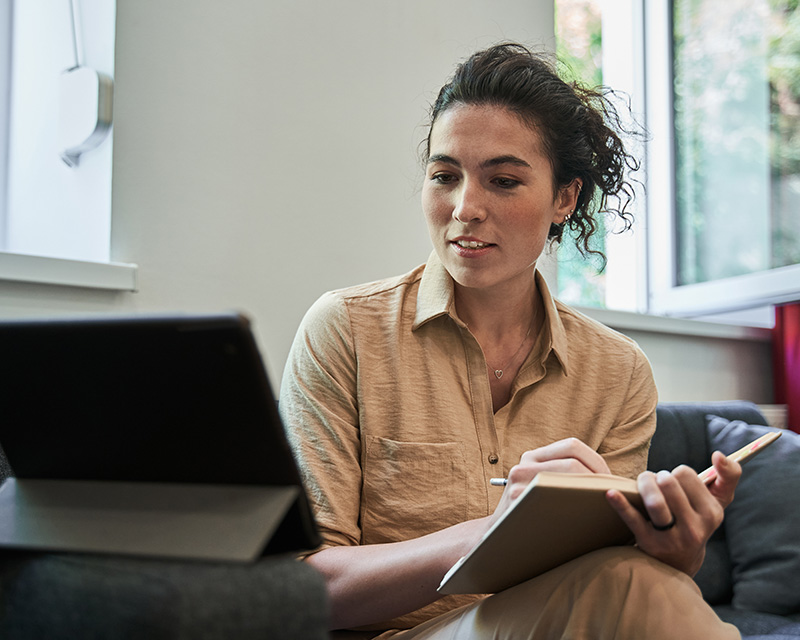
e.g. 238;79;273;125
280;43;741;639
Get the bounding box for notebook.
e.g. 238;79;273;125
0;312;320;562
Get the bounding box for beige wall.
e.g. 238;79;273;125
620;329;772;404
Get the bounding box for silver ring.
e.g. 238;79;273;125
652;516;677;532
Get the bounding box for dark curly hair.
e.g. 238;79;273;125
425;43;640;263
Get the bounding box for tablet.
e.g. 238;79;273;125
0;312;320;561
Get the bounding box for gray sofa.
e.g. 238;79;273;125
650;401;800;639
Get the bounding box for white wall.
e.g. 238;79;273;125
0;0;775;405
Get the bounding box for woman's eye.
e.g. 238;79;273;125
431;173;456;184
494;177;520;189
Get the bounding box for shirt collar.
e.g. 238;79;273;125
413;251;456;329
535;269;570;375
413;251;570;375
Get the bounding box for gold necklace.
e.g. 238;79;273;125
488;325;532;380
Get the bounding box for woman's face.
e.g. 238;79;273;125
422;103;578;295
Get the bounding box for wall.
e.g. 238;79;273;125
0;0;774;405
621;330;772;403
579;307;774;404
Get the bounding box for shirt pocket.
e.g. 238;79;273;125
361;436;468;544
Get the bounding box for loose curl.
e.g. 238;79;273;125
425;43;641;265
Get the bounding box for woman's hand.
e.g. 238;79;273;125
606;451;742;576
491;438;611;526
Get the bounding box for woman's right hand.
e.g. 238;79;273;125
490;438;611;526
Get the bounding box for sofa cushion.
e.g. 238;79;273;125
707;415;800;616
715;603;800;636
651;401;769;605
693;537;733;605
651;404;713;472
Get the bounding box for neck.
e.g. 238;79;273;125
454;277;540;341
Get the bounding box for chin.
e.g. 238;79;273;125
449;269;500;292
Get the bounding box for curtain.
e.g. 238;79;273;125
774;302;800;433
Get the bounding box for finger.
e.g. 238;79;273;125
706;451;741;508
504;457;594;493
655;467;725;541
668;466;726;533
521;438;610;474
669;465;725;519
521;458;599;474
606;489;650;537
637;470;681;529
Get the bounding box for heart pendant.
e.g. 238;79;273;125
494;370;504;379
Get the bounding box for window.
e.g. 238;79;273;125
0;0;134;290
673;0;800;284
647;0;800;318
555;0;800;320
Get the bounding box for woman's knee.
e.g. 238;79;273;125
577;546;700;600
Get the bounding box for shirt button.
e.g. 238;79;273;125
488;453;499;464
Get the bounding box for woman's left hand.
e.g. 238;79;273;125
606;451;741;576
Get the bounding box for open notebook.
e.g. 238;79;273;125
0;313;320;562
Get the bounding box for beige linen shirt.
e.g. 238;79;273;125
280;252;658;631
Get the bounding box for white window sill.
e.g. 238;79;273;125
577;305;772;342
0;252;137;291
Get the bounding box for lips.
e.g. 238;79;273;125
455;239;490;249
450;237;495;256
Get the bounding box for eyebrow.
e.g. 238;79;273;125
426;154;532;169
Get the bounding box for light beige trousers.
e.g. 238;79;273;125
362;547;741;640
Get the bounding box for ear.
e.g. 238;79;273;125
553;178;583;224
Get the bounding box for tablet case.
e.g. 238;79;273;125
0;313;320;561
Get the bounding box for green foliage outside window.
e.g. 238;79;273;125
674;0;800;286
555;0;607;308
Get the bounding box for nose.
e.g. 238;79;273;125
452;180;487;223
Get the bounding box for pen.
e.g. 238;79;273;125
697;430;781;484
489;431;781;488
